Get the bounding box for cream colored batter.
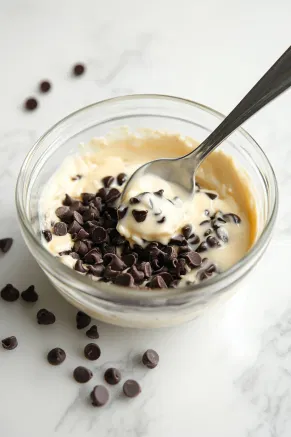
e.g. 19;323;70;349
40;128;257;287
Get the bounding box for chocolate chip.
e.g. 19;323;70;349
73;366;93;383
2;336;18;350
91;385;109;406
142;349;159;369
154;189;164;197
1;284;19;302
86;325;99;339
102;176;114;188
204;229;212;237
182;251;202;268
196;242;208;253
223;213;241;224
92;226;107;244
42;230;52;242
206;235;221;248
102;243;116;255
74;260;88;274
104;368;121;385
70;252;80;259
157;216;166;224
0;238;13;253
82;206;100;222
81;193;95;204
76;228;90;240
129;265;145;284
106;188;121;203
84;249;103;265
37;309;56;325
138;261;152;279
39;80;51;93
55;206;73;223
159;272;173;286
70;199;82;210
109;229;125;245
21;285;38;302
148;275;167;289
205;192;218;200
53;222;67;236
24;97;38;111
104;253;126;271
84;343;101;361
215;227;229;243
132;210;148;223
182;225;192;239
47;347;66;365
68;220;82;235
164;246;177;261
115;273;134;287
169;235;186;246
200;220;211;226
206;263;217;274
197;270;208;281
129;197;140;205
88;264;105;277
73;63;86;76
122;253;137;267
123;380;141;398
188;234;200;245
73;240;88;257
76;311;91;329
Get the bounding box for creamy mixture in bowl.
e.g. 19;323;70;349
40;128;257;289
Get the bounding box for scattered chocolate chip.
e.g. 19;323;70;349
132;210;148;223
102;176;114;188
21;285;38;302
73;63;86;76
91;385;109;407
73;366;93;383
182;225;192;239
129;197;140;205
84;343;101;361
53;222;67;236
204;228;212;237
123;380;141;398
24;97;38;111
104;253;126;271
74;260;88;273
206;235;221;248
104;368;121;385
76;311;91;329
47;347;66;365
76;228;90;240
129;265;145;284
37;309;56;325
196;242;208;253
157;216;166;224
215;227;229;243
106;188;121;203
86;325;99;339
88;264;105;277
63;194;72;206
55;206;73;223
142;349;159;369
2;336;18;350
39;80;51;93
223;213;241;224
188;234;200;245
73;240;88;257
0;238;13;253
159;272;173;286
68;220;82;235
147;275;167;289
42;230;52;242
122;253;137;267
117;206;128;220
92;226;108;244
138;262;152;279
70;251;80;259
205;192;218;200
1;284;19;302
114;273;134;287
117;173;127;186
164;246;177;261
154;189;164;197
169;235;186;246
83;249;103;265
182;251;202;268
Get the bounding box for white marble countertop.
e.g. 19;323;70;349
1;1;291;435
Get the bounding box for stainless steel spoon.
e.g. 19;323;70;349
122;46;291;200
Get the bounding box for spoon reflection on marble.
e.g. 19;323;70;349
122;45;291;200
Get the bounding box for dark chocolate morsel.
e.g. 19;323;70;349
73;366;93;383
122;253;137;267
123;380;141;398
182;251;202;268
37;309;56;325
42;230;52;242
24;97;38;110
0;238;13;253
47;347;66;365
106;188;121;203
215;227;229;243
102;176;114;188
92;227;107;244
117;206;128;220
1;284;20;302
181;225;192;239
148;275;167;289
55;206;73;223
204;229;212;237
84;343;101;361
2;336;18;350
73;63;86;76
196;242;208;253
206;235;221;248
142;349;159;369
129;265;145;284
76;311;91;329
132;210;148;223
114;273;135;287
104;367;121;385
117;172;127;186
90;385;109;406
74;260;88;273
205;192;218;200
86;325;99;339
21;285;38;302
53;222;67;236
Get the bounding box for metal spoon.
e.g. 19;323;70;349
122;46;291;200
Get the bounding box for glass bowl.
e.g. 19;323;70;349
15;95;278;328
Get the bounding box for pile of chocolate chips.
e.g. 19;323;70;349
0;280;159;406
43;176;241;288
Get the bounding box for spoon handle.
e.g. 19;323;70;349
193;45;291;162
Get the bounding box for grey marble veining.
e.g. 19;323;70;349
0;0;291;435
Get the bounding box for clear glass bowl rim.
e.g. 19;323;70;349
15;94;279;304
